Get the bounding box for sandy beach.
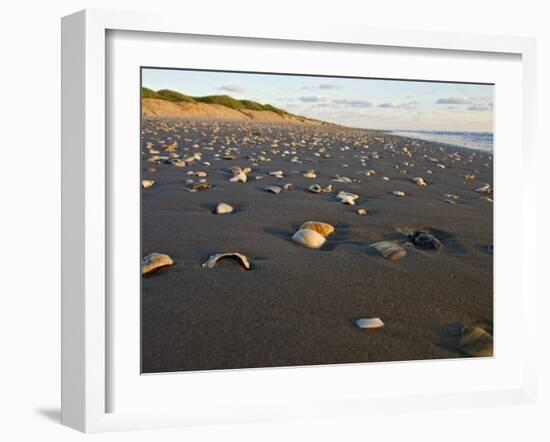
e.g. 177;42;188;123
141;117;493;373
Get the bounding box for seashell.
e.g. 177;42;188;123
264;185;282;194
194;171;208;177
291;229;326;249
357;209;367;215
230;166;243;175
299;221;334;238
147;168;157;173
230;171;247;183
303;170;317;178
336;191;359;206
464;174;476;180
475;184;492;194
202;252;251;270
459;325;493;357
371;241;407;261
172;160;186;167
308;184;322;193
409;231;442;250
382;176;390;181
331;175;352;183
189;182;212;192
141;180;155;189
242;167;252;174
269;170;284;178
443;198;456;204
413;177;427;187
215;203;234;215
142;253;174;275
356;317;384;329
392;191;405;197
283;183;294;191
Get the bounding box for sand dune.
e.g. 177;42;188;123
142;98;325;124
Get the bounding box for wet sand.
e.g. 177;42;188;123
141;117;493;373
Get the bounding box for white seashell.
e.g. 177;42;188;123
475;184;492;194
336;191;359;205
141;180;155;189
291;229;326;249
215;203;234;215
356;317;384;329
230;171;247;183
195;171;208;177
308;184;322;193
392;191;405;197
185;179;194;185
331;175;352;183
283;183;294;190
269;170;284;178
242;167;252;174
303;170;317;178
413;177;426;187
264;185;282;194
357;209;367;215
202;252;251;270
142;253;174;275
371;241;406;261
382;176;390;181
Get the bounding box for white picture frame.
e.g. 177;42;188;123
61;9;537;433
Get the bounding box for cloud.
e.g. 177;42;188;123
218;84;246;93
436;96;472;104
378;102;400;108
468;102;494;111
298;96;329;103
333;99;375;108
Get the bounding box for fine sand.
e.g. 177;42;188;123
141;117;493;373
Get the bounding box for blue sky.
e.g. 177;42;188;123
142;68;494;132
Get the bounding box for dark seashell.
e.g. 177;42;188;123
410;231;442;250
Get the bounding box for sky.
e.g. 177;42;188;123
142;68;494;132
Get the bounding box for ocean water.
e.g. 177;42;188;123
389;130;493;152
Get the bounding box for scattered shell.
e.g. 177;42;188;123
357;209;367;216
409;231;442;250
303;170;317;178
230;171;247;183
413;177;427;187
201;252;251;270
391;191;405;197
299;221;334;238
475;184;492;194
291;229;326;249
189;182;212;192
141;180;155;189
459;325;493;357
194;171;208;177
283;183;294;191
336;191;359;205
269;170;284;178
264;185;282;194
215;203;234;215
356;317;384;329
464;174;476;180
142;253;174;275
308;184;322;193
382;176;390;181
371;241;407;261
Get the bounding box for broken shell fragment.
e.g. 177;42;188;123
459;325;493;357
291;229;326;249
264;185;282;194
357;209;367;215
308;184;322;193
283;183;294;191
410;231;442;250
189;182;212;192
303;170;317;178
201;252;251;270
356;317;385;329
336;191;359;205
413;177;427;187
475;184;492;194
392;191;405;197
141;180;155;189
371;241;407;261
299;221;335;238
215;203;234;215
230;171;247;183
142;253;174;275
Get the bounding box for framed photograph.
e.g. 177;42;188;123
61;9;537;432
